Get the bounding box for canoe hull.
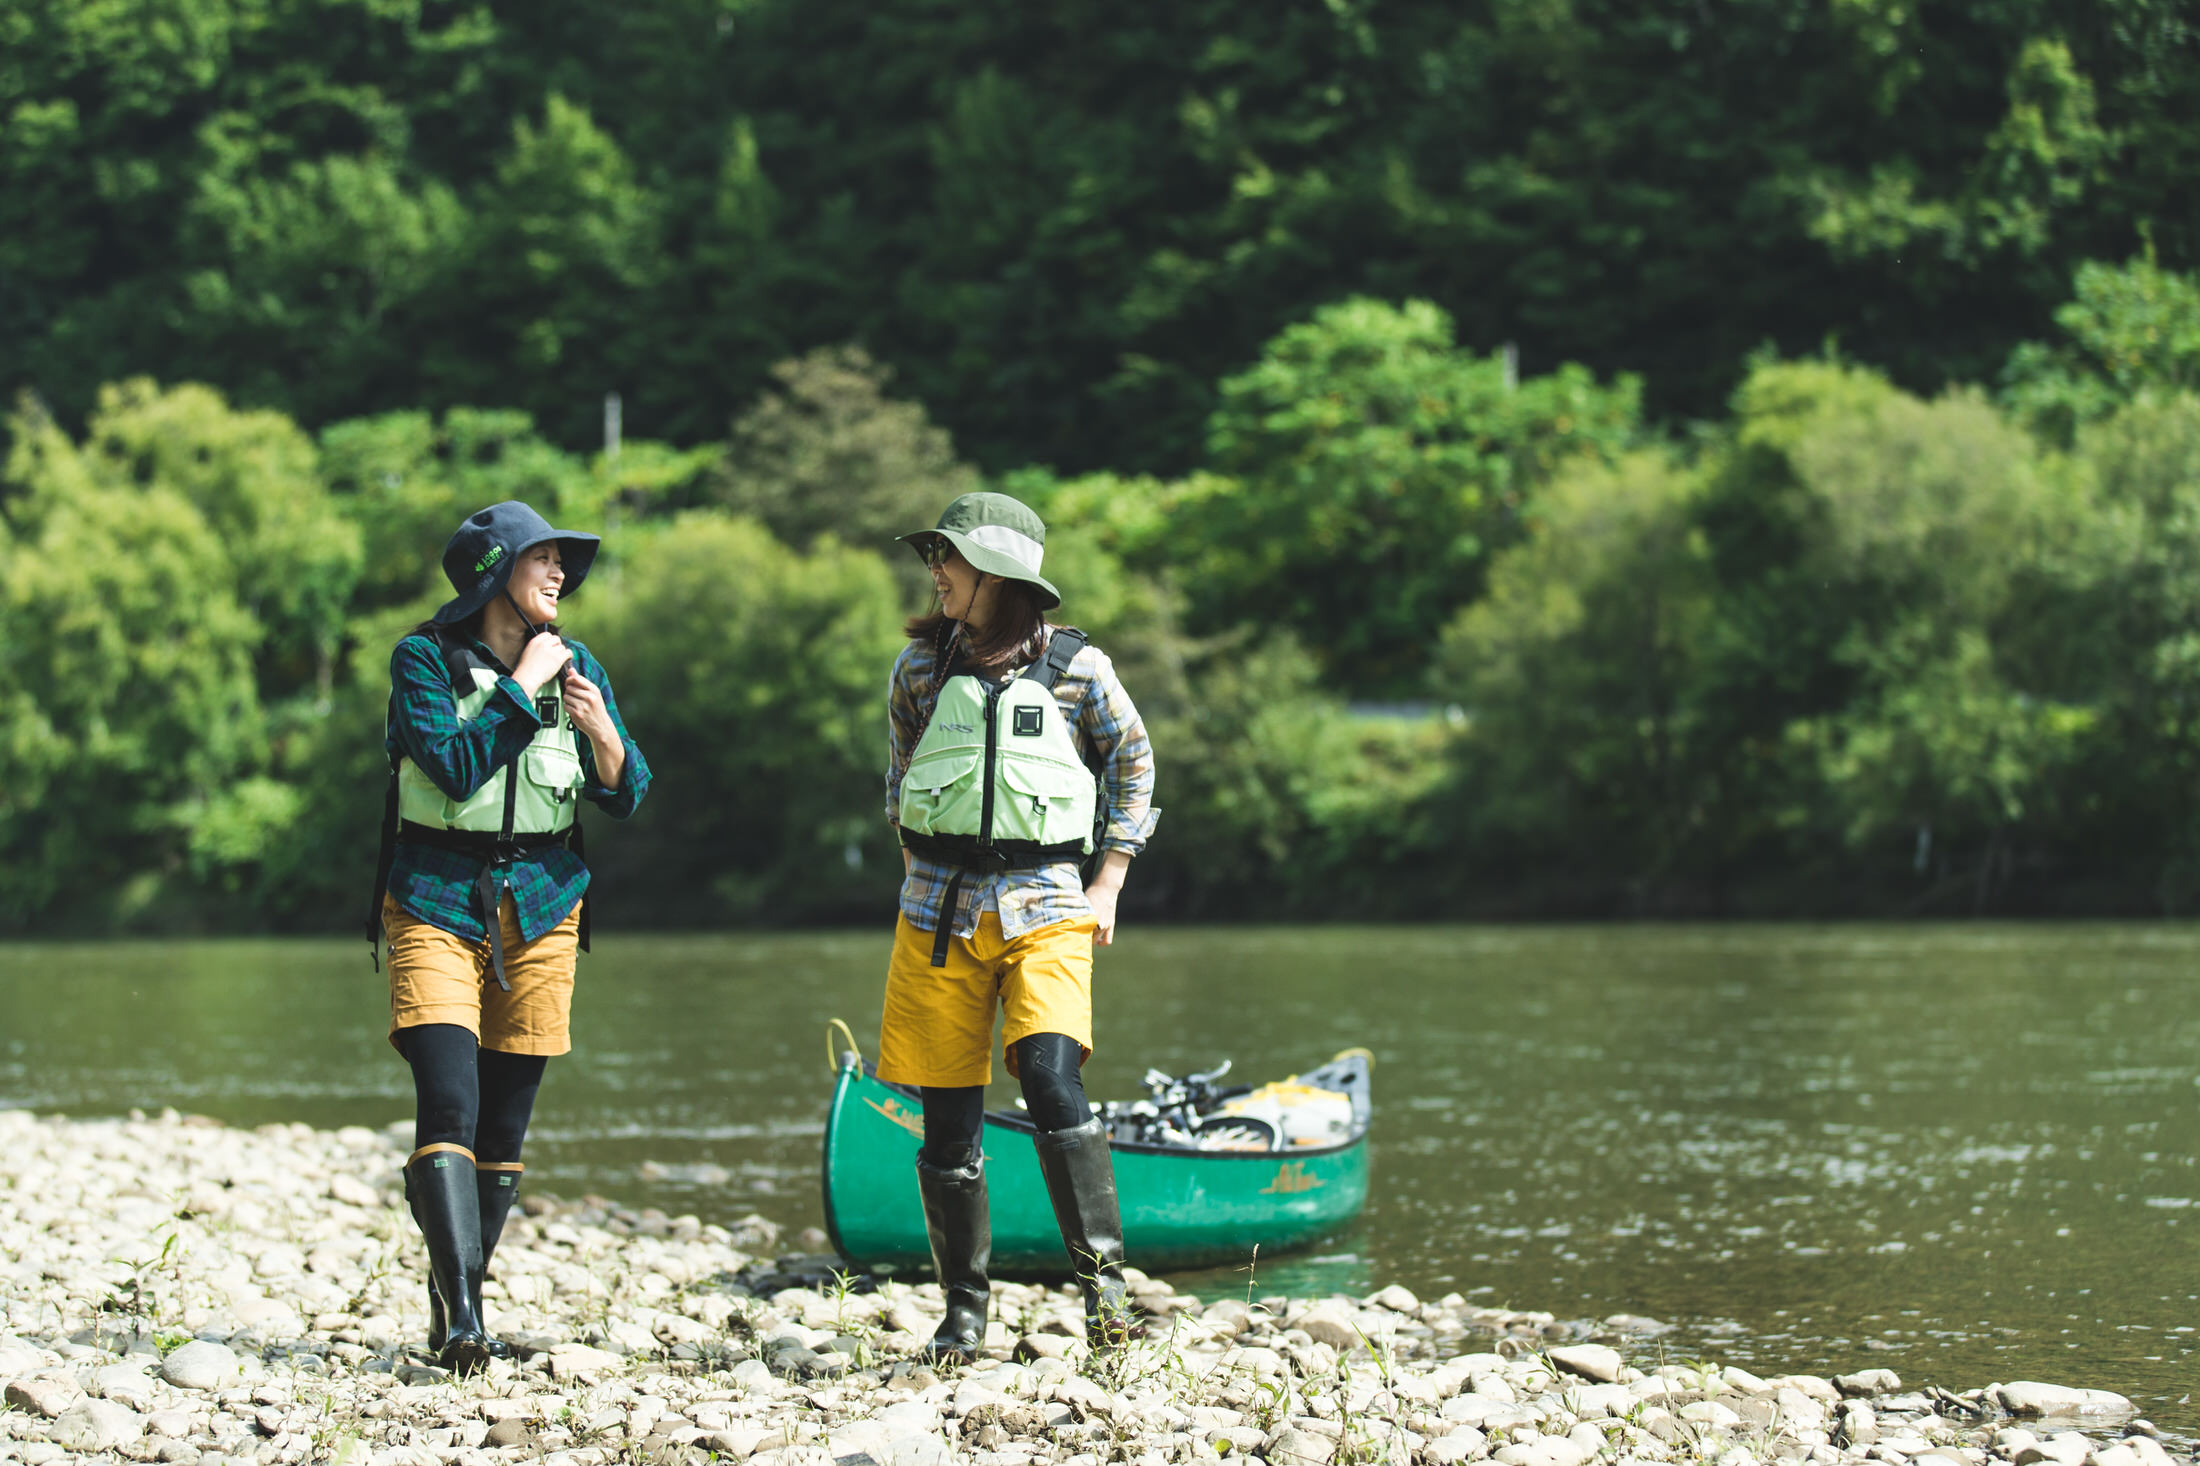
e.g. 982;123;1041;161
821;1064;1370;1274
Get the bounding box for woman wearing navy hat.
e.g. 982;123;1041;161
365;500;651;1374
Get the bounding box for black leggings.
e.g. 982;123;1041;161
397;1023;548;1163
920;1031;1089;1168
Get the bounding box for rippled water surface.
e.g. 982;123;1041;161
4;925;2197;1427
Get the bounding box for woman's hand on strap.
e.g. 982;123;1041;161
1084;850;1131;946
561;668;626;788
513;633;573;700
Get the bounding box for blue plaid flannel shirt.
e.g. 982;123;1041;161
885;630;1159;941
385;634;650;943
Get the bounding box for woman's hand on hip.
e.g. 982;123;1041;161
1084;850;1131;946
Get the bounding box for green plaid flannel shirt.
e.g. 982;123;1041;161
385;634;650;943
885;630;1158;942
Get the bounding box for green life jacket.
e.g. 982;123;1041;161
897;628;1099;867
363;627;591;976
395;663;586;835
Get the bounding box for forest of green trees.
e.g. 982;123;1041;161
5;0;2200;930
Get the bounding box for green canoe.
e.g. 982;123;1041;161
819;1030;1372;1275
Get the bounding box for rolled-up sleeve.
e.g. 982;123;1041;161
571;643;650;819
884;642;929;826
1073;647;1159;857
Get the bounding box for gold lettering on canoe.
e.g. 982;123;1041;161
1260;1161;1325;1195
864;1096;926;1138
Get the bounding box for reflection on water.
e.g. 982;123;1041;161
3;924;2197;1428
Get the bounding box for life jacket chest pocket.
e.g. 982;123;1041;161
525;741;586;802
995;756;1095;844
898;747;985;836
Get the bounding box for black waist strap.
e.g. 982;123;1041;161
397;821;570;857
899;829;1084;872
396;822;575;993
901;830;1084;968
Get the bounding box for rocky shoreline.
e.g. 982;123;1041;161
0;1109;2177;1466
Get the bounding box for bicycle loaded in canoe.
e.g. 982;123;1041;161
822;1026;1374;1275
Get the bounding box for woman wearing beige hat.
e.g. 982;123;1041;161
877;490;1160;1361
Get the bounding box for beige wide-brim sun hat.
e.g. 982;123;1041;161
896;491;1062;610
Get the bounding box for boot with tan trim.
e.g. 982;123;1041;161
477;1161;524;1360
404;1144;492;1375
914;1147;991;1364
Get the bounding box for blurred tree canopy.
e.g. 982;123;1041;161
6;0;2199;474
7;18;2200;936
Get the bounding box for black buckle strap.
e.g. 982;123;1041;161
476;866;514;993
930;868;967;969
394;822;572;993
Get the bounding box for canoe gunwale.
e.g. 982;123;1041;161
849;1059;1372;1162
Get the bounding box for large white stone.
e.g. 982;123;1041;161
1834;1369;1903;1398
1998;1383;2138;1420
1367;1285;1420;1314
1219;1344;1287;1378
1425;1426;1488;1465
1565;1383;1637;1419
5;1375;83;1418
0;1338;46;1379
1494;1436;1592;1466
699;1424;774;1458
2126;1436;2177;1466
90;1361;158;1407
51;1398;145;1452
160;1339;242;1392
1549;1344;1624;1384
2013;1430;2092;1466
1295;1303;1363;1351
546;1343;626;1378
1681;1400;1743;1430
1265;1425;1339;1465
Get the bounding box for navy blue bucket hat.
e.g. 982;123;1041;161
432;501;601;626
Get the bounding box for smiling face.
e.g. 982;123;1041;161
506;542;566;624
927;539;1002;627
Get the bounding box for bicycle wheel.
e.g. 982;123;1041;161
1193;1117;1278;1152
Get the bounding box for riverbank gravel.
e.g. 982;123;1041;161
0;1109;2176;1466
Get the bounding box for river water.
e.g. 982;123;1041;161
3;924;2195;1427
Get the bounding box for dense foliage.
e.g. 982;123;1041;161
9;2;2200;928
8;264;2200;929
5;0;2197;473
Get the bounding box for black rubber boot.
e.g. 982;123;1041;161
404;1167;447;1355
914;1148;991;1364
478;1162;524;1360
405;1146;492;1376
1033;1119;1132;1350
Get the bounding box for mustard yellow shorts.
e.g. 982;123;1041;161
877;911;1095;1087
384;895;579;1056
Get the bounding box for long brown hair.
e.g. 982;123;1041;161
904;578;1050;678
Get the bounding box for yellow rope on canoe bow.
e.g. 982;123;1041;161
825;1017;862;1073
